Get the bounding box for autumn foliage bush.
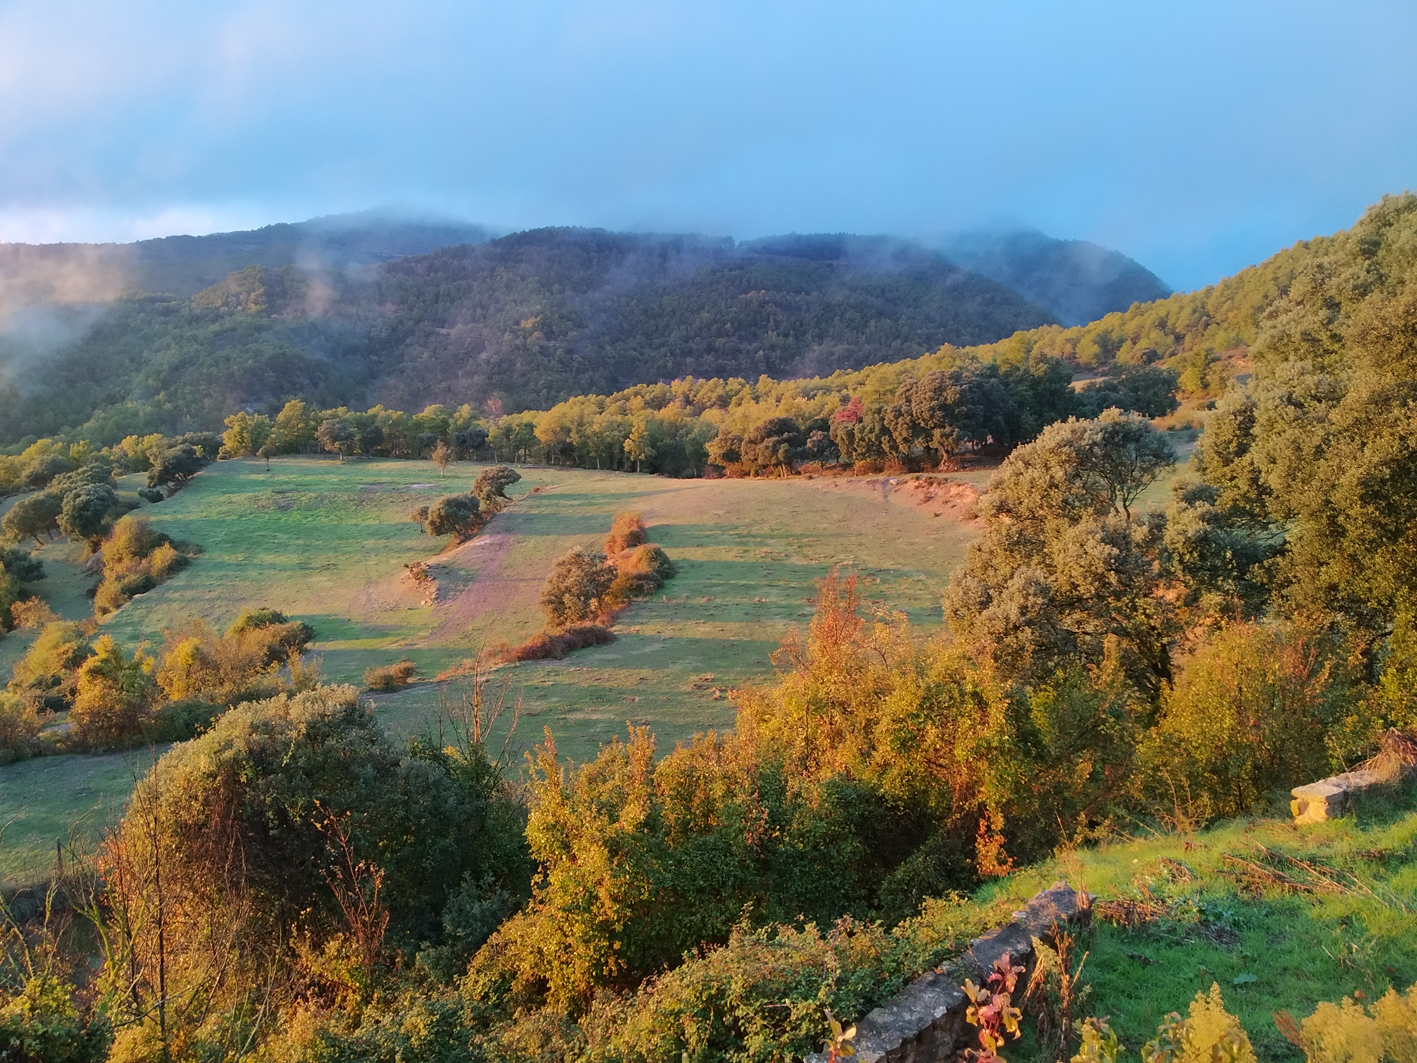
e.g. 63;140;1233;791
604;511;648;554
497;624;615;662
93;515;199;616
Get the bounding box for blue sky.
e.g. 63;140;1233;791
0;0;1413;291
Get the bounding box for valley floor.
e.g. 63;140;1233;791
3;457;982;883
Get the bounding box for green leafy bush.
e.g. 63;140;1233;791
539;548;618;628
1136;621;1354;822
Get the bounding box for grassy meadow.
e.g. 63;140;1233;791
974;782;1417;1061
3;456;984;882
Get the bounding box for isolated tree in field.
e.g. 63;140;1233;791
258;440;278;468
431;441;452;479
473;465;521;510
58;483;117;548
410;505;430;533
540;548;618;627
2;492;63;546
427;494;481;541
317;419;356;462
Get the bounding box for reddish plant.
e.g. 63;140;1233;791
962;954;1026;1062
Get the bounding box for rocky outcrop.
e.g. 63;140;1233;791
804;882;1090;1063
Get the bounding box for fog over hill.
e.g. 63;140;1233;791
938;229;1172;326
0;213;1169;443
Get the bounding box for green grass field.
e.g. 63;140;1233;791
974;783;1417;1061
3;457;981;883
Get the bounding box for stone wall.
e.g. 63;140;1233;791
803;882;1090;1063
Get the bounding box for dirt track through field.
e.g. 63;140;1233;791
424;531;523;646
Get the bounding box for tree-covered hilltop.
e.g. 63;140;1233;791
0;228;1055;444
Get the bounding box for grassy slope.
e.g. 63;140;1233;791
964;784;1417;1062
4;457;978;882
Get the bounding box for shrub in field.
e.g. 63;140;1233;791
227;607;315;661
9;596;56;631
95;684;527;1059
539;548;617;628
94;515;198;615
365;659;416;691
473;465;521;510
7;620;95;713
0;545;45;632
606;543;677;606
426;493;481;541
137;487;164;503
604;511;648;554
497;624;614;662
69;635;159;749
0;691;43;764
156;614;313;709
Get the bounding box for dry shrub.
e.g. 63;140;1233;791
605;512;648;555
606;544;678;607
623;542;675;582
498;624;615;662
364;659;416;692
852;459;884;475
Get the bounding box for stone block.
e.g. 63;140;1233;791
1291;768;1386;824
804;972;967;1063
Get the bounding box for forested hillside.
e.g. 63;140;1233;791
0;228;1057;444
0;201;1376;456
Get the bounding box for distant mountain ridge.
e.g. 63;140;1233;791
0;212;1171;444
0;221;1064;442
939;229;1171;326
